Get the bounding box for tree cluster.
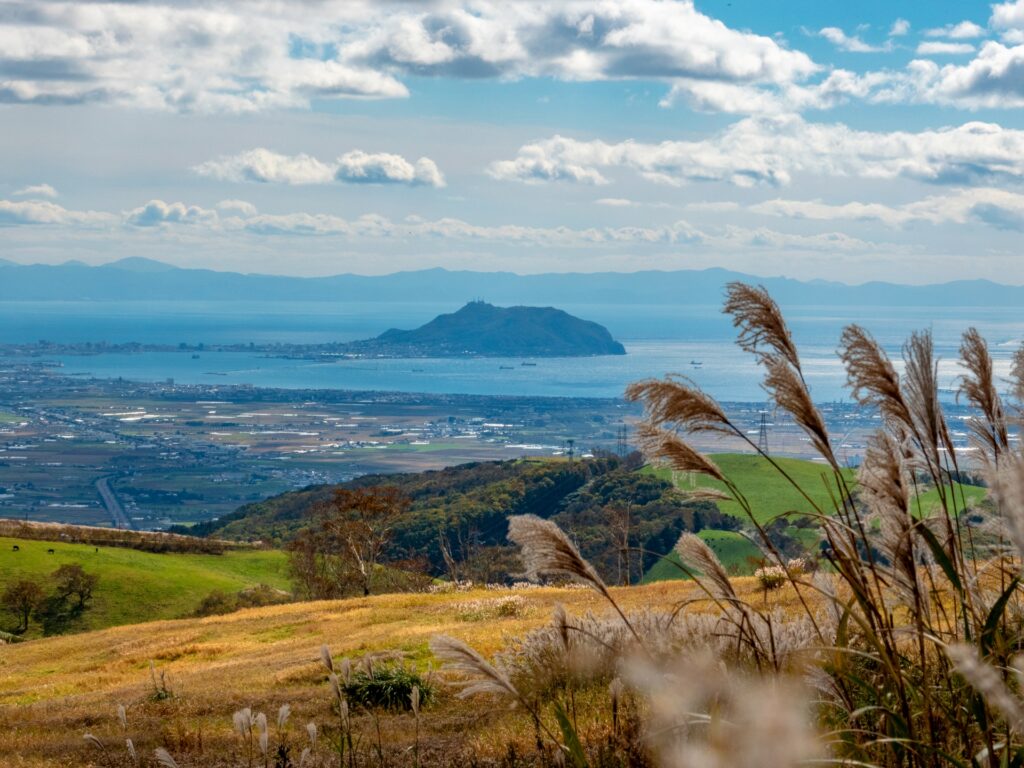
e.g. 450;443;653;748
277;456;745;594
1;564;98;634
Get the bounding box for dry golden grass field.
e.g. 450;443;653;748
0;577;809;768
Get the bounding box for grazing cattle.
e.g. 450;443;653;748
47;548;54;554
11;544;18;551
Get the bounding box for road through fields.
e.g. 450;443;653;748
95;476;131;530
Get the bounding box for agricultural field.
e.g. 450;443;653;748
0;536;289;638
0;367;636;530
0;407;23;424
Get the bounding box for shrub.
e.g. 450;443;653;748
342;663;434;712
754;565;787;590
236;583;292;609
194;584;292;617
193;589;238;617
454;595;526;621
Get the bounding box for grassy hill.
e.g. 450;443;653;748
915;482;988;517
643;529;762;582
0;536;289;638
643;453;990;581
0;576;806;768
647;453;856;525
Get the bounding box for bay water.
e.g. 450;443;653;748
1;301;1020;402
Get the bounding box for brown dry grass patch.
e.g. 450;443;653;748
1;577;809;766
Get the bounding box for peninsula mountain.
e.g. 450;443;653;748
346;301;626;358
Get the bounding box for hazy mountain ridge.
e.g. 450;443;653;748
0;257;1021;306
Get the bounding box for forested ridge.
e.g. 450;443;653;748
176;456;736;584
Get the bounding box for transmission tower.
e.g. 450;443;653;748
565;438;575;461
757;411;770;455
616;423;628;457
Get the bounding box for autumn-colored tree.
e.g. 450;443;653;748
2;579;44;633
52;564;98;608
288;486;411;599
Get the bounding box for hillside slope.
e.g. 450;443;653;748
183;458;609;544
0;537;288;638
0;577;806;767
178;456;728;586
643;454;989;580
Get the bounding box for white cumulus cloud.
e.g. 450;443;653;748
819;27;888;53
0;199;113;227
334;151;446;187
124;200;218;227
216;199;258;216
750;188;1024;230
0;0;817;113
13;183;58;198
916;42;976;55
194;149;336;185
924;21;986;39
195;148;446;187
896;41;1024;107
889;19;911;37
489;115;1024;188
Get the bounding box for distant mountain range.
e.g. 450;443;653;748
347;301;626;357
1;257;1022;306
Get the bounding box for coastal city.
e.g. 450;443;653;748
0;356;984;531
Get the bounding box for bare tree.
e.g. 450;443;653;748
2;579;44;633
288;486;410;598
607;502;633;586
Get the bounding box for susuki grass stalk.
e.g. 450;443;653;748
625;282;1024;766
410;685;421;768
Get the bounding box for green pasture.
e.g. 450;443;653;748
0;536;289;638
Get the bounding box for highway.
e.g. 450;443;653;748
95;476;132;530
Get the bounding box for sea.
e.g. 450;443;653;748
1;301;1021;403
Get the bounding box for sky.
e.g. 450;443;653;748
4;1;1024;283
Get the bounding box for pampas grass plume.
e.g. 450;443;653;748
429;634;520;700
675;532;737;600
507;514;608;595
